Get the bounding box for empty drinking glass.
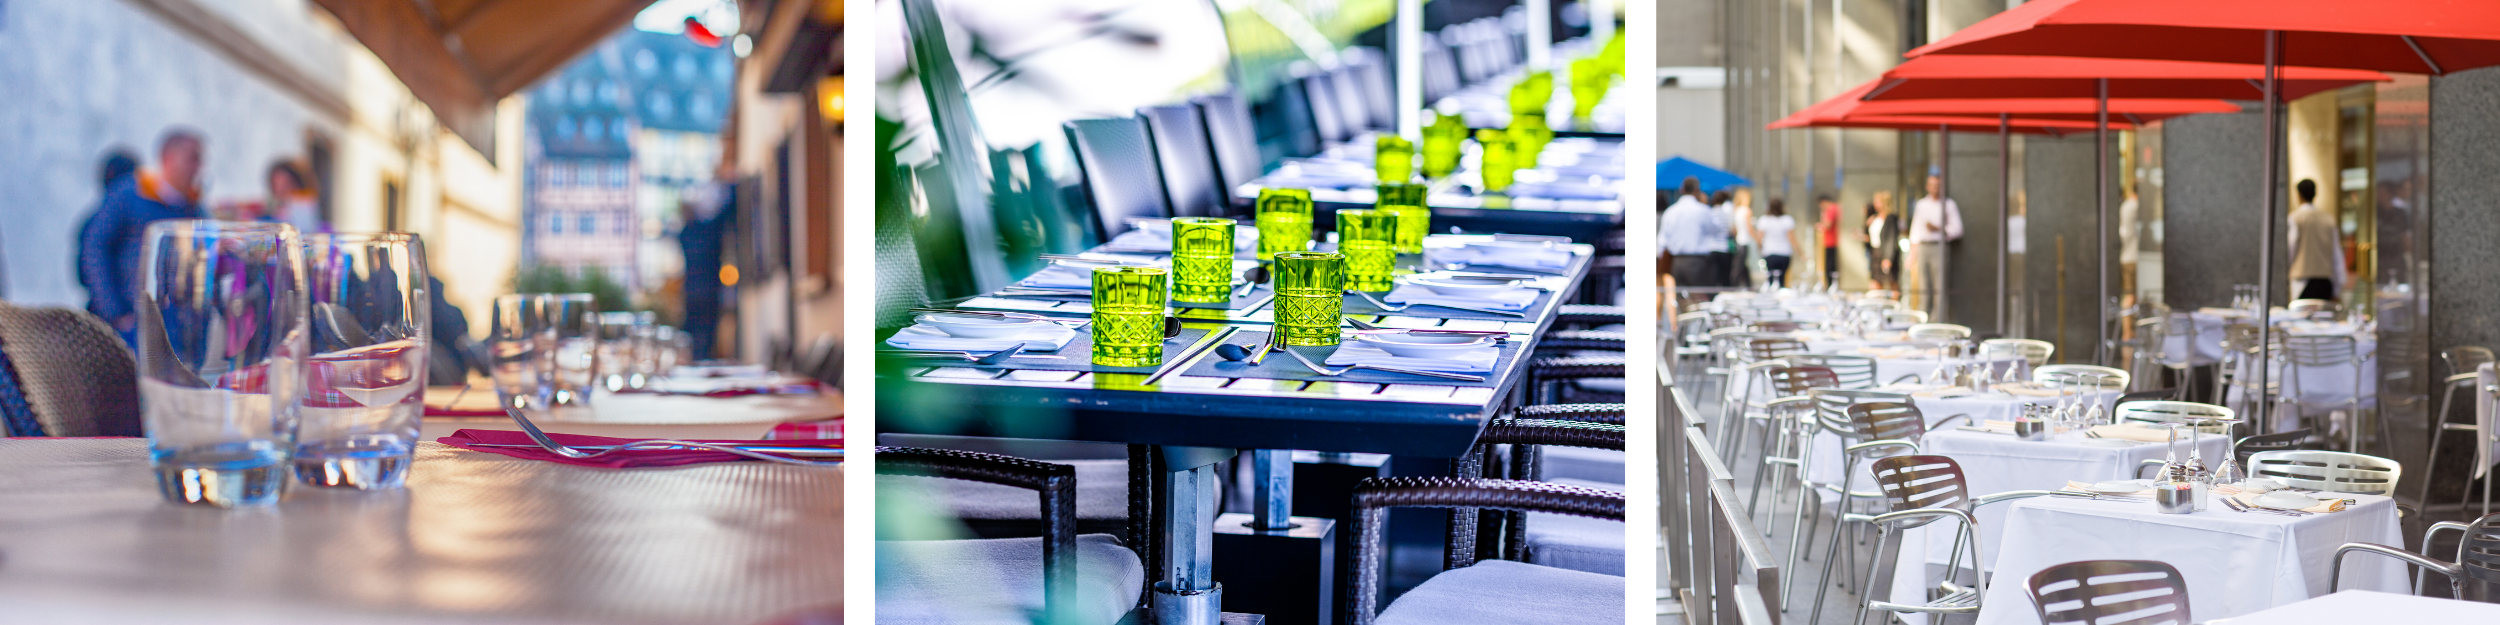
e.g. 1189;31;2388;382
1375;134;1414;183
597;311;643;391
137;220;307;507
1091;266;1169;367
1169;217;1237;304
295;233;429;490
544;294;599;407
1254;188;1315;262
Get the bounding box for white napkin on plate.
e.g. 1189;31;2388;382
1322;342;1498;373
1430;242;1574;271
883;323;1078;352
1381;283;1539;312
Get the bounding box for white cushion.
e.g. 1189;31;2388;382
1375;559;1626;625
1522;478;1624;576
875;459;1130;528
876;534;1143;625
1541;445;1625;484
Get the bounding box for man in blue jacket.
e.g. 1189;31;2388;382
82;128;208;345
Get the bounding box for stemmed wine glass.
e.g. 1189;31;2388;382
2082;373;2111;427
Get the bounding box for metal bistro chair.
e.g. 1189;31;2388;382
2216;323;2273;415
1906;323;1972;342
1981;338;2056;368
1740;366;1842;519
875;447;1145;625
1829;455;2063;625
2026;560;2192;625
2247;450;2402;496
2114;401;2235;436
1714;336;1810;447
2279;334;2380;453
2233;428;2321;468
2036;364;2132;391
2424;350;2498;506
1790;354;1880;390
1791;401;1935;613
1343;478;1624;625
2333;512;2500;603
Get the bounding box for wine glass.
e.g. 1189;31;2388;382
2083;373;2110;427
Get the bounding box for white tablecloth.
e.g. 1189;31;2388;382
1802;387;2113;496
2206;590;2500;624
1966;493;2407;624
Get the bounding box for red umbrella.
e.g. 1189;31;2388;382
1904;0;2500;426
1866;55;2390;101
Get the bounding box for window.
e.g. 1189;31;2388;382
578;214;597;234
555;116;577;140
598;80;618;105
610;164;628;188
649;92;673;119
673;55;697;81
613;118;629;139
549;212;565;234
570;80;591;105
634;49;658;77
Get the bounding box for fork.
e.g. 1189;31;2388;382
495;389;841;466
1282;346;1486;382
1346;290;1527;318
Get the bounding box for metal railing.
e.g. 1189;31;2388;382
1660;355;1783;625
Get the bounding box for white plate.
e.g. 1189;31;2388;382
2079;438;2140;448
2251;491;2322;510
1355;333;1495;359
1407;276;1524;296
916;313;1046;339
1464;239;1556;252
2084;480;2152;494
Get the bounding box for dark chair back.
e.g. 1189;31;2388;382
1421;38;1460;101
1138;104;1226;218
1326;66;1374;132
2026;560;2191;625
1345;48;1396;131
1301;71;1350;145
1343;477;1622;625
2232;428;2317;467
1064;117;1173;240
0;304;140;436
1271;78;1324;157
2115;387;2181;405
1192;92;1264;208
877;447;1081;623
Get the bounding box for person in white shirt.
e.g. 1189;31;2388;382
2287;179;2344;301
1660;177;1727;288
1753;197;1798;287
2118;185;2141;301
1909;172;1963;318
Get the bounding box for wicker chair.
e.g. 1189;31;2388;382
1343;477;1623;625
875;446;1145;625
0;303;140;436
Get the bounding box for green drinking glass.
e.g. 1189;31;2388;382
1091;266;1169;367
1169;217;1236;303
1272;251;1346;346
1421;113;1464;179
1477;129;1516;193
1508;72;1552;117
1337;209;1398;292
1570;58;1607;130
1376;182;1429;254
1254;188;1314;261
1509;114;1553;170
1375;134;1415;183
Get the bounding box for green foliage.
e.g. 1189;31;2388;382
511;265;639;313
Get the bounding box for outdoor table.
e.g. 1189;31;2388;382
1234;138;1626;243
1802;386;2115;491
0;438;842;624
2204;590;2500;624
1966;489;2406;624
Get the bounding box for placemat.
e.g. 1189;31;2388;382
1340;288;1552;322
979;284;1278;312
1178;330;1510;387
886;327;1215;374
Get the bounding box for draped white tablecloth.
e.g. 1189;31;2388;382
1801;387;2114;501
2205;590;2500;624
1965;492;2406;625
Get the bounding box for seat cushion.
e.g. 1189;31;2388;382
1375;559;1626;625
876;459;1131;538
1521;478;1624;576
1540;447;1626;490
877;534;1144;625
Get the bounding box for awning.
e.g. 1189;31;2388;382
1866;55;2388;101
312;0;660;155
1905;0;2500;75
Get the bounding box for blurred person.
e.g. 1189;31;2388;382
1755;197;1796;287
1661;177;1725;288
2289;179;2343;301
265;159;326;234
679;184;735;360
1816;194;1842;288
1865;190;1902;291
82;129;208;343
75;149;142;319
1720;187;1753;287
1910;171;1964;317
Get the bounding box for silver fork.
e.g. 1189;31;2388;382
495;389;841;466
1346;290;1528;318
1283;347;1486;382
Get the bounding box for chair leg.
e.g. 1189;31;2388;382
2421;385;2457;504
1807;512;1852;625
1746;417;1779;516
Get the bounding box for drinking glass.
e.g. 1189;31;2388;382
1336;209;1398;292
1091;266;1169;367
1273;252;1346;346
1255;188;1315;261
1476;129;1516;192
1569;58;1607;129
488;294;551;405
1421;112;1464;179
1375;134;1415;183
1508;114;1552;170
597;311;643;390
1509;72;1551;117
2083;373;2112;426
137;220;307;507
1170;217;1236;303
296;233;429;490
653;325;681;376
543;294;599;406
1376;182;1430;254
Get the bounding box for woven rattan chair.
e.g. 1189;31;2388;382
0;303;140;436
875;447;1144;625
1466;419;1626;575
1343;477;1623;625
2026;560;2192;625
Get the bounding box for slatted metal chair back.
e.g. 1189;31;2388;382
1746;337;1808;361
2247;450;2401;495
1981;338;2056;367
1868;455;1974;528
2113;388;2182;406
1811;389;1914;440
2223;323;2268;358
2036;364;2131;389
1885;310;1931;326
2463;514;2500;598
1749;321;1809;333
1765;366;1840;400
1847;402;1930;450
2114;401;2234;435
2288;298;2340;319
2282;334;2363;368
1790;354;1878;389
2444;346;2496;381
1739;307;1795;322
2025;560;2191;625
1907;323;1971;341
2233;429;2318;467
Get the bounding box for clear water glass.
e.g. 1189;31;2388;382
630;311;660;387
138;220;307;507
1254;188;1314;261
597;311;643;391
543;294;599;406
295;233;429;490
489;294;551;403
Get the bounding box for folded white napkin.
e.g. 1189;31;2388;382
1323;342;1498;373
1429;243;1574;271
883;323;1078;352
1382;283;1540;311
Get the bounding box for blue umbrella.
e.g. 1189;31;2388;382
1656;156;1750;193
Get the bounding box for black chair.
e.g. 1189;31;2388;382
876;447;1145;624
1138;104;1227;218
1191;92;1264;210
2233;428;2319;468
2026;560;2192;625
1300;70;1350;146
1528;354;1624;405
1474;419;1625;575
1345;48;1396;132
1270;78;1324;157
1343;477;1624;625
1064;117;1173;240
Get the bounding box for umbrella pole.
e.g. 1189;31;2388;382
2255;31;2283;432
2097;78;2111;367
1999;114;2011;338
1939;123;1951;321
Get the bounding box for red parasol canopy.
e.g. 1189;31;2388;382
1864;55;2390;101
1769;80;2233;132
1905;0;2500;75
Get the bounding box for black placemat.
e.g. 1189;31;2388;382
1338;288;1551;322
881;327;1214;374
980;284;1277;312
1177;330;1509;387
